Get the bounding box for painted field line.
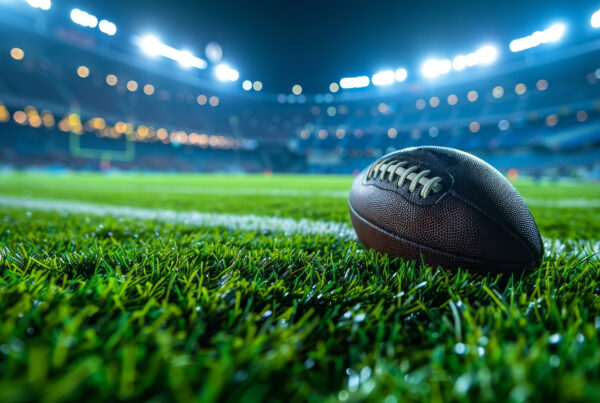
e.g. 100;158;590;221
525;198;600;208
14;184;600;208
0;196;597;259
0;195;356;240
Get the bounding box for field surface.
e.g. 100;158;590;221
0;172;599;402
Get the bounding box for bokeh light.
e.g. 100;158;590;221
10;48;24;60
126;80;138;92
77;66;90;78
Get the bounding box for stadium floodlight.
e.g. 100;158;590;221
178;50;196;68
137;35;207;69
509;23;566;52
592;9;600;28
421;58;451;78
70;9;98;28
215;64;240;82
395;68;408;82
99;20;117;36
139;36;162;56
372;70;395;86
339;76;370;89
26;0;51;10
453;45;498;71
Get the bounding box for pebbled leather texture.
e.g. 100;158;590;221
349;146;544;273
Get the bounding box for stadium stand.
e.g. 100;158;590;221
0;6;599;177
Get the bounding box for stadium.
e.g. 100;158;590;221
0;0;599;401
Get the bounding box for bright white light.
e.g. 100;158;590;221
26;0;51;10
421;59;451;78
452;55;467;71
545;23;566;41
140;36;161;56
99;19;117;36
593;10;600;28
509;23;566;52
475;45;498;64
137;36;207;69
372;70;395;86
215;64;239;81
395;68;407;82
339;76;370;89
453;45;497;71
70;9;98;28
178;50;196;68
242;80;252;90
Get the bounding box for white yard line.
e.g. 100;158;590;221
110;186;351;199
0;195;597;259
0;195;357;240
14;184;600;208
524;198;600;208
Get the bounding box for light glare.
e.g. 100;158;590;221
421;59;451;78
99;20;117;36
592;10;600;28
138;36;207;69
453;45;497;71
372;70;395;86
26;0;51;10
339;76;370;89
509;23;566;52
215;64;240;81
395;68;408;82
70;9;98;28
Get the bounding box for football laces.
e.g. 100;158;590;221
367;158;443;198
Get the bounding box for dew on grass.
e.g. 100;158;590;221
454;373;472;395
354;313;366;322
548;333;562;344
454;343;467;354
348;372;359;391
360;366;372;381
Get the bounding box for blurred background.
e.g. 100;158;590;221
1;0;600;179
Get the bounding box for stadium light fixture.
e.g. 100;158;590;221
70;9;98;28
26;0;51;10
372;70;395;86
395;68;408;82
421;58;451;78
99;20;117;36
215;64;240;82
339;76;370;89
509;23;566;52
137;35;207;70
592;9;600;28
452;45;498;71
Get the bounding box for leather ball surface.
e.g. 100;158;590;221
349;146;543;272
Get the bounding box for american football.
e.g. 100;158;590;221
349;146;543;272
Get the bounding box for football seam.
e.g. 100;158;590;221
448;190;540;263
349;201;537;268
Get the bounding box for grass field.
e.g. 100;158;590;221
0;173;599;402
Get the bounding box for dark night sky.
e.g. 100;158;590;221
59;0;600;92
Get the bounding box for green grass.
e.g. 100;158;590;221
0;173;599;402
